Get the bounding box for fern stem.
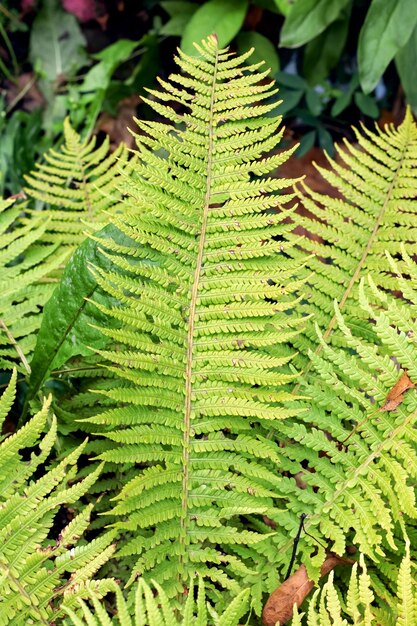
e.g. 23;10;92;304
179;42;219;577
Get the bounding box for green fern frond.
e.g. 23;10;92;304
292;550;416;625
0;371;115;624
287;109;417;368
62;577;250;626
83;36;306;601
24;118;130;248
278;248;417;573
0;198;68;372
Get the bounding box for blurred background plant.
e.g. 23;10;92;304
0;0;413;195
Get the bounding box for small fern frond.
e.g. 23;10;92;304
0;198;68;372
85;36;306;603
294;549;416;626
397;538;415;626
62;577;250;626
0;372;115;624
24;119;130;248
279;249;417;571
287;109;417;368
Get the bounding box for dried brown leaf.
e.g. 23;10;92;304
380;370;415;412
262;555;352;626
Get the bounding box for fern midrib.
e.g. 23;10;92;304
297;127;410;388
179;47;219;574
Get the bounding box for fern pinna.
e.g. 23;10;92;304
83;36;304;604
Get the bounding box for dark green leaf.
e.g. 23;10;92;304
330;74;359;117
160;1;198;36
276;88;303;114
29;0;86;85
396;24;417;113
303;5;351;85
181;0;248;56
275;71;306;90
236;32;280;74
27;224;122;401
295;130;316;157
358;0;417;94
354;92;379;118
160;1;198;17
280;0;351;48
271;0;292;15
306;88;323;116
318;126;334;155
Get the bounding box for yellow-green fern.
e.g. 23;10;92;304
288;110;417;370
62;577;250;626
0;370;116;625
292;548;416;625
24;119;130;249
83;36;305;608
0;198;68;372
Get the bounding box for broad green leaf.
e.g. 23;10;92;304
236;32;280;74
330;74;359;117
181;0;248;56
275;71;306;90
306;88;323;116
276;87;303;114
272;0;292;16
29;0;86;84
303;4;351;85
396;25;417;114
27;225;122;401
160;1;198;36
295;130;316;157
80;39;141;93
280;0;351;48
354;92;379;119
358;0;417;93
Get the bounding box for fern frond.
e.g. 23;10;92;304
294;548;416;626
62;577;250;626
83;36;306;602
24;118;130;249
0;198;68;372
0;371;115;624
288;108;417;368
278;249;417;573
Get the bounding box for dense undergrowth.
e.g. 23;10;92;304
0;36;417;625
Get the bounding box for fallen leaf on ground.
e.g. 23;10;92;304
380;370;415;412
262;554;352;626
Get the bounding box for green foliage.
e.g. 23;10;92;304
0;197;68;372
0;370;115;625
63;578;250;626
278;250;417;575
82;36;305;604
24;118;130;249
181;0;248;55
27;224;122;404
2;30;417;626
287;109;417;365
358;0;417;94
292;546;416;625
